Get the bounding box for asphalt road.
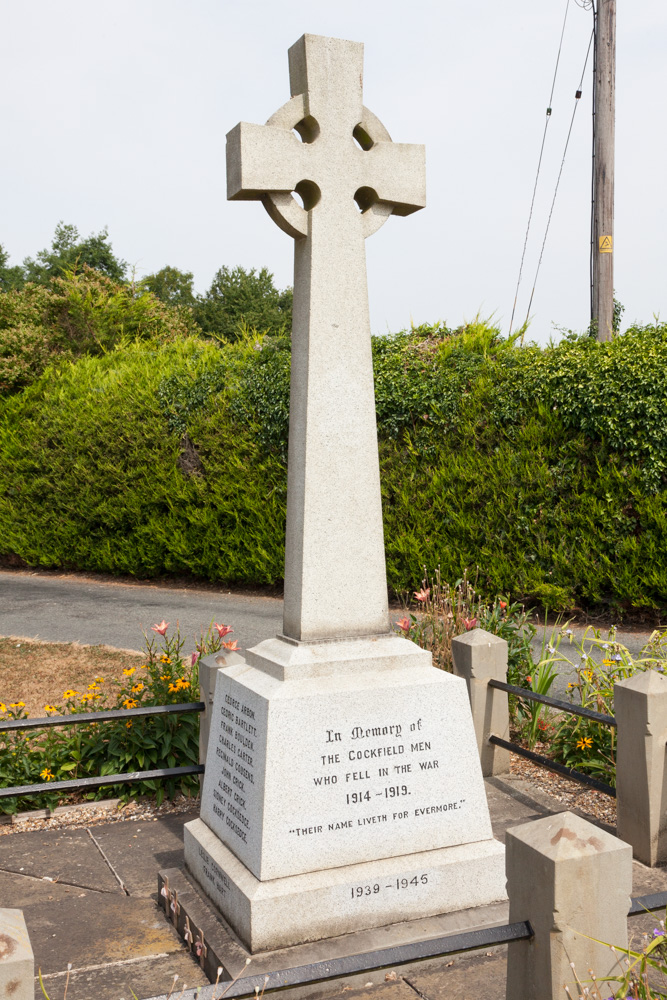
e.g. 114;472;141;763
0;570;283;654
0;570;656;695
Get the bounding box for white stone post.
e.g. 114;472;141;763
0;909;34;1000
615;669;667;866
451;629;510;776
505;811;631;1000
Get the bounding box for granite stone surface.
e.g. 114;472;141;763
197;656;495;880
184;818;506;952
226;33;424;643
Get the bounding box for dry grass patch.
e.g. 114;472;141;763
0;636;144;717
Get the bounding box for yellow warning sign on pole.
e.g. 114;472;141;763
599;235;613;253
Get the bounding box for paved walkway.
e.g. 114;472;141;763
3;776;666;1000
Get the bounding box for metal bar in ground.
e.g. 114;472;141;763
141;921;534;1000
629;891;667;916
488;679;617;727
0;764;204;799
489;735;616;797
0;701;205;733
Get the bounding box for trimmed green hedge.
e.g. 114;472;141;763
2;321;667;614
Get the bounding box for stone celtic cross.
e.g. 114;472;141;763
227;34;425;643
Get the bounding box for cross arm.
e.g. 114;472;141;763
226;122;303;201
362;141;426;216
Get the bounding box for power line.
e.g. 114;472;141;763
508;0;571;336
522;29;595;328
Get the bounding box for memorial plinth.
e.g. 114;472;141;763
183;32;505;952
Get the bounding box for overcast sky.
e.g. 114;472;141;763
1;1;664;343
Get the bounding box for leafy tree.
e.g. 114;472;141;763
141;266;195;308
193;265;292;342
23;222;127;284
0;244;25;292
0;266;198;395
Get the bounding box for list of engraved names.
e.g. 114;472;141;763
213;692;257;845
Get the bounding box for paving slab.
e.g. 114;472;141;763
91;812;199;898
0;827;122;893
37;949;208;1000
401;951;506;1000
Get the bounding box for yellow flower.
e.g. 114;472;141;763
9;701;25;709
40;768;54;781
140;664;148;669
131;683;144;694
160;674;169;681
602;659;613;666
95;677;104;683
168;683;179;694
576;737;593;750
123;698;138;710
164;658;172;665
122;667;136;677
0;703;6;713
44;704;58;713
583;670;594;682
88;683;99;690
126;720;133;729
79;693;92;704
160;655;168;663
62;690;78;699
178;679;190;689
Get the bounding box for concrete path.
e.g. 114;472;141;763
2;777;666;1000
0;570;658;696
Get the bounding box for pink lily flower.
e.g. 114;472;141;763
214;623;234;639
414;588;430;603
396;617;411;634
223;640;240;651
151;620;169;635
464;617;478;631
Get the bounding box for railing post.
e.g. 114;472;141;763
505;811;631;999
451;628;510;776
0;909;33;1000
615;669;667;866
197;650;245;767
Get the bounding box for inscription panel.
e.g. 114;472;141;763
202;665;492;880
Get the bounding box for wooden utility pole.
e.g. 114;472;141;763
592;0;616;341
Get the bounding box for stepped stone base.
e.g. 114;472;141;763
184;817;506;952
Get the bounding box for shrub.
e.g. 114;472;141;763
0;266;197;394
2;320;667;614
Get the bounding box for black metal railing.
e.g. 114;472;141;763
488;679;617;797
489;679;617;727
0;701;205;799
142;889;667;1000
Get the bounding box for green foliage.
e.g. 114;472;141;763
141;266;196;308
0;337;286;582
0;623;218;814
2;320;667;615
0;267;197;395
193;265;292;343
544;626;667;783
0;244;25;292
23;221;127;284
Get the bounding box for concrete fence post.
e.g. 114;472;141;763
505;811;631;1000
197;650;245;767
451;628;510;776
0;909;34;1000
615;668;667;866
